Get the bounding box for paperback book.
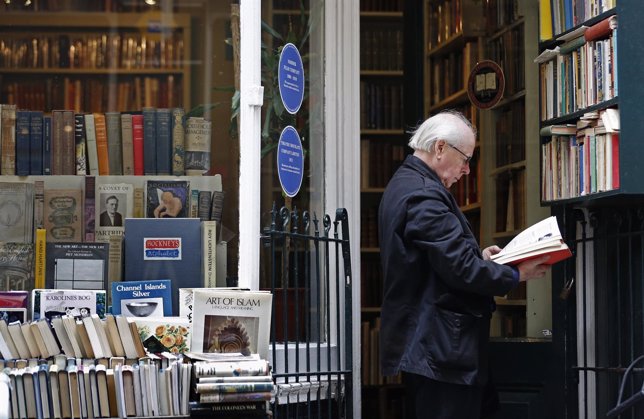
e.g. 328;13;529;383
191;289;272;360
0;242;35;291
45;242;109;290
112;279;172;317
491;216;572;266
43;188;83;242
32;289;107;321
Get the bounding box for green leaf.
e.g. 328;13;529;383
262;21;283;41
186;103;222;118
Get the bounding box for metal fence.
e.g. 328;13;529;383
261;205;353;419
562;203;644;418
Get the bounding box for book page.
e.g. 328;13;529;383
493;216;563;258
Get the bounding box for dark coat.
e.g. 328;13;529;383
100;211;123;227
378;155;518;386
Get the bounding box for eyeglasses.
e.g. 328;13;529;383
446;143;473;165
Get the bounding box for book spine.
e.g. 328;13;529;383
216;241;227;287
34;179;45;230
184;117;212;176
84;114;99;176
1;104;17;175
74;114;88;175
29;111;44;175
61;110;76;175
15;110;31;176
155;108;172;175
35;228;47;289
131;114;144;176
105;112;123;175
195;382;273;394
198;191;212;221
120;113;134;175
93;113;110;175
210;190;225;222
142;107;156;175
172;107;185;176
133;187;144;218
85;176;96;242
199;391;272;403
43;115;52;175
190;189;199;218
202;220;217;288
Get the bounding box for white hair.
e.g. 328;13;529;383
408;110;477;152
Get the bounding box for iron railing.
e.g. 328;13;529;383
261;205;353;419
563;204;644;418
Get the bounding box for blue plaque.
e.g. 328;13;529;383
278;43;305;114
277;126;304;198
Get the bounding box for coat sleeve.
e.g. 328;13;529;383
404;189;517;297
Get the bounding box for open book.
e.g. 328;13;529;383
491;216;572;266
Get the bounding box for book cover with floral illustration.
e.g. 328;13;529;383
135;316;190;354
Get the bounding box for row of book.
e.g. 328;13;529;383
359;80;404;131
0;313;149;362
543;0;616;39
360;317;400;386
426;0;483;50
3;75;182;115
1;0;173;12
488;23;525;96
359;140;406;189
0;105;211;177
359;0;404;12
536;15;617;121
0;33;185;70
428;41;477;107
2;354;191;419
360;25;404;72
540;109;620;202
0;287;272;365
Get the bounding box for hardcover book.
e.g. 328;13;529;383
94;182;134;243
123;218;203;315
43;188;83;243
491;216;572;266
1;104;16;175
184;116;212;176
74;113;87;175
29;111;44;175
134;316;191;354
0;243;35;291
111;279;172;317
0;181;34;243
155;108;173;175
45;242;109;290
15;109;31;176
191;289;272;360
84;113;99;175
145;179;190;218
32;289;107;321
171;107;185;176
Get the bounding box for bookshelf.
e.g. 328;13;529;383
480;0;550;339
537;2;626;205
423;0;485;243
359;0;406;417
0;12;191;113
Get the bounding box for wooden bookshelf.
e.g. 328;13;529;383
0;12;191;113
359;1;405;417
481;0;550;339
423;0;485;242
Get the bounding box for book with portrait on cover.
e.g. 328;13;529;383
191;289;272;360
491;216;572;266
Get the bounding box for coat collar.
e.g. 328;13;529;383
404;154;443;186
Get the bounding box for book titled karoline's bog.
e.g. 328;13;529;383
123;218;202;315
111;279;173;317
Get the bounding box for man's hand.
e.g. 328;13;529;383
516;256;551;281
482;245;502;261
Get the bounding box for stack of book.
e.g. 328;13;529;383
190;356;272;417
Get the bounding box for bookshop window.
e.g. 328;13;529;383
259;0;325;289
0;0;243;276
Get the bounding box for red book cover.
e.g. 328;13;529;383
132;114;144;176
584;16;612;42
